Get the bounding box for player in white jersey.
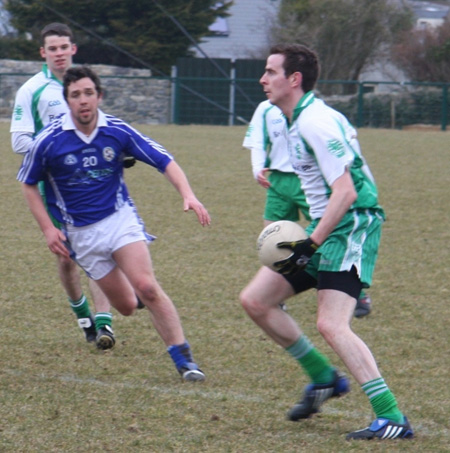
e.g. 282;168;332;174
240;44;413;440
18;65;210;381
10;23;122;349
243;100;372;317
243;100;310;224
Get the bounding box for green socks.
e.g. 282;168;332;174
94;312;113;330
362;378;404;423
69;295;112;331
287;338;404;423
286;336;334;384
69;295;91;319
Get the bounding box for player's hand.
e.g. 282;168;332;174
256;168;271;189
44;227;70;258
274;238;318;275
183;197;211;226
123;156;136;168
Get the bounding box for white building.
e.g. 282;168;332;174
192;0;280;60
192;0;449;61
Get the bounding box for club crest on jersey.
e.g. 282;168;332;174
326;139;345;158
13;105;24;121
103;147;115;162
64;154;78;165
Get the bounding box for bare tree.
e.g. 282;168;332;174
392;19;450;82
271;0;413;93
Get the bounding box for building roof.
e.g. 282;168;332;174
408;0;450;20
192;0;280;60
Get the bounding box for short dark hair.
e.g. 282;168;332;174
41;22;73;46
269;44;320;93
63;65;103;100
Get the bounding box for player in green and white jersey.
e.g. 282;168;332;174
240;44;413;441
243;100;372;317
243;99;310;226
10;23;120;349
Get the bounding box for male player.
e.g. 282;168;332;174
240;44;413;440
243;99;372;317
10;23;131;349
18;65;210;381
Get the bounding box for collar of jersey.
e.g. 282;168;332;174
291;91;315;123
62;108;108;131
42;64;63;86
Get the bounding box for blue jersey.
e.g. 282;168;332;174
17;110;173;226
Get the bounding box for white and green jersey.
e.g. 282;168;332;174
286;92;383;220
10;64;67;136
243;100;294;177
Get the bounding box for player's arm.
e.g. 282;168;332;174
163;160;211;226
251;148;271;188
275;169;356;274
309;168;357;246
21;183;70;257
10;85;36;154
243;103;271;186
11;131;33;155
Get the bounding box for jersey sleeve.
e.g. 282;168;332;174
10;84;36;134
121;122;174;172
301;115;355;188
243;102;266;150
243;102;269;178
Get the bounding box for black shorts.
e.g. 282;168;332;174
284;266;362;300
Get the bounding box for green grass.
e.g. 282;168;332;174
0;122;449;452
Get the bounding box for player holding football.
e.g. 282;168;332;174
243;100;372;318
18;65;209;381
240;44;413;440
10;23;136;349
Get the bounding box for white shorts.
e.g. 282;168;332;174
64;201;155;280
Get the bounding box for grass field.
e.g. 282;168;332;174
0;122;449;452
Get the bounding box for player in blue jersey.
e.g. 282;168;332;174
10;22;123;349
18;65;210;381
240;44;413;439
243;100;372;317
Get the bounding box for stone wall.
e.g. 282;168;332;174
0;59;171;124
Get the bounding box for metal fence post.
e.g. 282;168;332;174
170;65;178;124
229;60;236;126
442;84;448;131
357;82;364;128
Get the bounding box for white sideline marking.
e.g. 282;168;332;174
3;369;445;439
5;368;365;419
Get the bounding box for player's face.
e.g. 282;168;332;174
260;54;294;107
66;77;101;133
40;35;77;79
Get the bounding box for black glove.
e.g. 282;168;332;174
123;156;136;168
274;238;318;275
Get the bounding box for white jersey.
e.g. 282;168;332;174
10;64;67;136
287;92;381;220
243;100;294;178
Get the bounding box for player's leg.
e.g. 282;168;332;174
240;266;348;421
316;279;378;384
56;253;97;343
314;211;411;439
263;172;301;308
110;241;205;381
317;278;412;440
88;279;116;350
44;176;115;346
240;266;301;345
57;243;116;349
